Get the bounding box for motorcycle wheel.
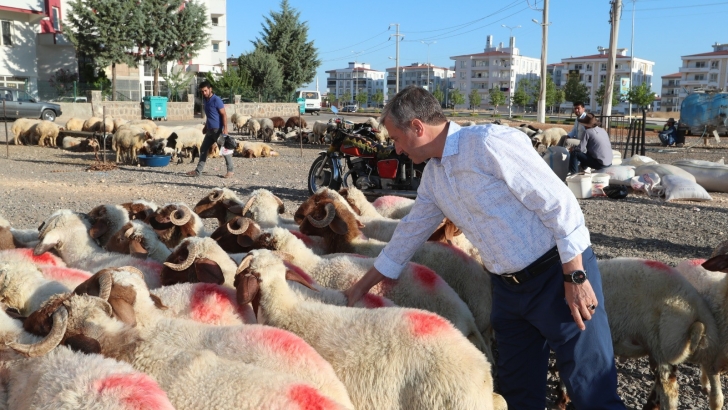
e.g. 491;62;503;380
308;156;341;195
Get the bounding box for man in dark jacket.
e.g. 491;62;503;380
568;113;613;174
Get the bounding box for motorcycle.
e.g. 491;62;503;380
307;106;425;198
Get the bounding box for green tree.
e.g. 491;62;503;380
326;93;337;108
372;89;384;108
450;89;465;108
355;89;368;107
238;49;283;101
468;89;481;111
47;68;79;98
341;90;352;106
489;86;505;112
134;0;209;96
253;0;320;100
432;88;444;106
65;0;139;100
553;89;566;114
513;78;533;111
563;75;589;106
204;66;253;101
163;66;194;102
627;83;656;111
595;82;620;108
545;76;559;113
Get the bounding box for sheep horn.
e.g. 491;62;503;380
170;206;192;226
7;307;68;357
306;203;336;228
123;266;146;281
241;196;255;217
209;190;224;202
273;195;285;214
226;217;250;235
235;253;254;274
163;242;199;271
98;271;113;301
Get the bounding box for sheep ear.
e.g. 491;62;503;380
65;335;102;354
33;233;59;256
128;240;148;258
193;258;225;285
149;293;168;310
235;273;259;306
88;220;109;239
285;268;317;291
109;285;137;327
702;255;728;273
330;216;349;236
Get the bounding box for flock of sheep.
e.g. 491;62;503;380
1;184;728;409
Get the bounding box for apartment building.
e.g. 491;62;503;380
676;42;728;110
385;63;453;97
660;73;681;112
556;47;654;114
325;62;385;106
449;35;541;110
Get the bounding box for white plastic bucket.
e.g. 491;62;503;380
591;173;610;197
567;175;593;199
611;150;622;166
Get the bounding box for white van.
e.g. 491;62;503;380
296;90;321;115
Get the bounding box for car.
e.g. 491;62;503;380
0;87;62;121
53;96;88;103
342;104;358;113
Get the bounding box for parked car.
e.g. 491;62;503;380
53;96;88;103
342;104;358;113
0;87;62;121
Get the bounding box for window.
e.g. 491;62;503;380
460;72;466;79
212;42;219;52
600;63;607;71
1;21;12;46
143;61;168;77
211;17;219;26
16;90;32;102
586;64;592;71
694;74;705;81
52;7;61;31
587;75;592;83
600;74;606;83
473;60;488;67
710;73;718;82
574;64;583;70
460;60;467;68
711;61;719;69
695;61;706;68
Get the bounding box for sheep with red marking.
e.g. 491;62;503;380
0;305;175;410
0;259;80;315
0;216;39;249
240;188;298;230
597;258;721;409
235;250;499;410
13;288;353;410
104;221;172;263
193;187;246;227
33;210;164;289
236;226;488;353
86;204;130;247
372;194;415;219
209;215;326;256
150;282;256;325
298;199;494;360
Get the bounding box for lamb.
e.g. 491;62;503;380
61;135;100;153
33;210;164;289
14;291;353;410
259;117;275;142
246;117;260;137
363;117;389;143
104;221;172;263
240;188;297;230
193;187;246;227
270;116;285;131
82;117;102;132
167;127;205;163
112;126;153;164
235;250;500;410
285;116;307;132
598;258;721;409
237;141;277;158
64;117;85;131
312;120;330;144
87;204;130;247
148;203;205;249
10;118;41;145
532;126;567;149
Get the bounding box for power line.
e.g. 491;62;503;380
405;0;522;33
411;5;531;42
318;29;390;55
624;1;728;11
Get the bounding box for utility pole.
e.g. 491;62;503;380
389;24;404;93
502;25;521;118
531;0;549;123
421;41;436;91
603;0;622;118
628;0;637;118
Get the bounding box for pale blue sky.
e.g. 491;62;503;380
228;0;728;94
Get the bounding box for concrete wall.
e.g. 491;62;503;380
58;102;93;120
89;91;194;121
224;103;299;118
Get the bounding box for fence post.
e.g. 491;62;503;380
3;100;8;158
640;109;646;156
74;81;77;100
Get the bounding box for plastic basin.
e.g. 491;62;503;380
137;155;171;167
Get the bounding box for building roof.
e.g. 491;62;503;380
385;64;451;71
662;72;681;78
561;53;635;61
449;51;511;59
325;67;383;73
548;63;566;67
683;50;728;57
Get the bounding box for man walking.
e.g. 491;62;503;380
186;81;234;178
344;86;624;409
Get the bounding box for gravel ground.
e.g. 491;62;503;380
1;118;728;409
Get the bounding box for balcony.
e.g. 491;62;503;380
679;66;710;73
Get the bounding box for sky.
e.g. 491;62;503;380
227;0;728;95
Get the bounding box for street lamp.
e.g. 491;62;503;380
501;25;520;118
532;9;550;124
421;41;436;91
628;0;637;118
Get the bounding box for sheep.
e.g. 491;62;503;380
104;221;172;263
298;198;494;359
148;203;205;249
96;116;114;133
119;199;158;221
127;119;158;135
151;125;183;140
237;141;277;158
236;225;489;353
338;186;389;219
597;258;721;409
192;187;246;227
0;216;39;248
270;116;285;131
82;117;102;132
14;291;353;410
312;120;329;144
235;250;499;410
0;259;75;315
285;116;307;132
371;195;415;219
246;117;260;137
710;240;728;258
64;117;85;131
87;204;130;247
462;120;477;127
0;305;176;410
61;136;100;153
239;188;297;230
532;126;567;149
10;118;41;145
259;118;275;142
167;127;205;163
231;113;251;134
142;137;176;160
363;117;389;143
0;222;14;251
150;282;256;325
111;126;153;164
161;236;239;288
112;118;128;132
33;210;164;289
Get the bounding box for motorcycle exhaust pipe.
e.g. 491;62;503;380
361;189;418;199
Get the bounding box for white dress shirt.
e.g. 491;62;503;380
374;122;591;279
567;112;587;139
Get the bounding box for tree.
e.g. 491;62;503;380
553;89;566;114
545;76;560;113
468;89;481;111
238;49;283;102
253;0;320;100
627;83;656;111
203;66;253;101
595;82;620;108
489;86;505;112
162;66;194;102
450;89;465;108
372;89;384;108
432;88;444;106
134;0;209;96
355;89;368;107
326;93;337;108
341;90;352;106
513;78;534;111
48;68;79;98
563;75;589;106
65;0;139;100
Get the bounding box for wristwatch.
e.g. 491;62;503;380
564;269;588;284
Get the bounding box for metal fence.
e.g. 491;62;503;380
594;114;632;155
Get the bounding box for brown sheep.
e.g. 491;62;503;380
270;116;285;131
284;116;308;131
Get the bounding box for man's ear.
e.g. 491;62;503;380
410;118;425;136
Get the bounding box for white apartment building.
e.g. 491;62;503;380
660;73;681;112
556;47;654;114
325;62;385;106
675;42;728;110
450;35;541;110
385;63;453;97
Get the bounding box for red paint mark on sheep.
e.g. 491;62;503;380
361;293;388;308
136;260;163;273
189;283;237;324
288;384;340;410
405;311;449;337
40;266;91;283
689;259;707;267
253;327;319;360
95;374;174;410
644;260;673;272
283;261;316;285
28;250;65;266
432;241;471;261
290;230;314;247
412;263;440;291
373;195;407;210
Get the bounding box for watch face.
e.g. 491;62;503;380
571;270;587;284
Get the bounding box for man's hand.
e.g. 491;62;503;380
343;267;386;307
202;126;207;134
564;280;598;331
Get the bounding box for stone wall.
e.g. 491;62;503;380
224;103;298;118
57;103;93;121
90;91;194;121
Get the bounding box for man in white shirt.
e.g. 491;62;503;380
345;86;624;409
559;101;587;148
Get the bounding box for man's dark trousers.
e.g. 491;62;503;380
194;128;233;175
491;247;625;409
569;151;606;174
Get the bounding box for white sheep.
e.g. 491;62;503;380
166;127;205;163
64;117;85;131
82;117;102;132
371;194;415;219
0;215;39;248
0;259;74;315
104;221;172;263
312;120;329;144
127;119;158;135
61;136;99;153
258;117;275;142
246;117;260;137
339;186;393;218
363;117;389;143
532;126;567;149
240;188;297;230
112;118;128;132
192;187;246;227
112;126;153;164
161;236;239;288
148;203;206;249
235;250;499;410
96;116;114;133
10;118;41;145
237;141;277;158
0;248;91;290
150;282;256;325
119;199;159;221
231;113;250;134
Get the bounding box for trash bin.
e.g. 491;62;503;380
143;96;168;121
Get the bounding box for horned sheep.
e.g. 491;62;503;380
87;204;131;247
104;221;172;263
240;188;297;230
148;203;206;249
193;187;246;227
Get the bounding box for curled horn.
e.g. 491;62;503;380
306;203;336;228
7;307;68;357
241;196;255;216
273;195;285;214
209;189;224;202
124;266;146;281
98;271;113;301
163;242;199;271
235;253;254;274
170;206;192;226
226;217;250;235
